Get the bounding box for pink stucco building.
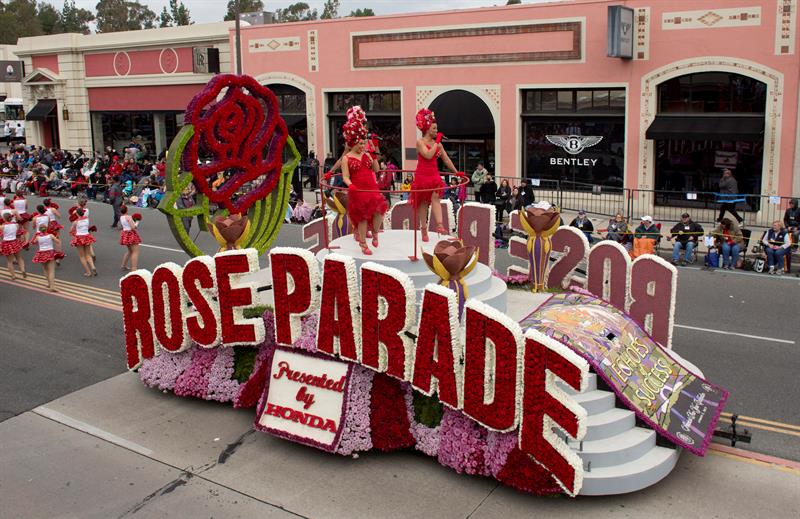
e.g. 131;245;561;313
13;0;800;206
238;0;799;202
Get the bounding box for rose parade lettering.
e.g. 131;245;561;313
121;246;598;494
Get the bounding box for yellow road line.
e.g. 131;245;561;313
0;278;121;312
720;412;800;432
708;449;800;476
0;270;121;298
5;276;121;306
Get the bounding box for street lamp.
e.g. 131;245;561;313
235;0;242;75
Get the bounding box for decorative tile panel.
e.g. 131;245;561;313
662;7;761;30
775;0;796;54
635;7;650;60
249;37;301;53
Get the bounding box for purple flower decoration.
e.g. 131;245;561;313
336;365;375;456
139;350;193;391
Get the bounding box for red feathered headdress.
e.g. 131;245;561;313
416;108;436;134
346;105;367;124
342;119;367;148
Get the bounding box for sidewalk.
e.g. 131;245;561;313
1;372;797;519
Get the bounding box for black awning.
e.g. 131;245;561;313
25;99;56;121
645;115;764;141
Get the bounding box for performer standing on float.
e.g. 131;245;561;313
29;223;60;292
119;205;142;271
70;207;97;277
412;109;459;241
341;116;388;255
1;211;26;279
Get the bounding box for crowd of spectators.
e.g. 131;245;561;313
0;142;167;211
4;143;795;274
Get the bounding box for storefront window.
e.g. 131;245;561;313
523;88;625;114
92;111;181;158
328;91;401;163
522;88;626;188
523;118;625;187
654;72;766;203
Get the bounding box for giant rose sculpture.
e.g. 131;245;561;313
159;74;301;256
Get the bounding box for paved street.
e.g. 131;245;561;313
0;195;798;517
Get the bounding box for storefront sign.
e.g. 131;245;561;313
256;348;351;451
550;157;598;167
192;47;220;74
0;61;24;82
546;135;603;155
714;151;738;168
520;291;728;455
607;6;634;59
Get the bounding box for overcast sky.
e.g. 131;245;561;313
54;1;529;24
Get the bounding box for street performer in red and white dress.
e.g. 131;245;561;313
70;208;97;277
12;188;33;234
29;223;60;292
1;211;26;280
43;198;65;262
411;109;460;242
341;115;388;255
119;205;142;271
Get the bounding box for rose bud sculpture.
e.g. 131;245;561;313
518;204;561;292
325;190;350;239
211;213;250;252
422;238;479;317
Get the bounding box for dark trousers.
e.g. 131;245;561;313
112;203;121;227
718;203;743;223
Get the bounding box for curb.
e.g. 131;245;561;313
708;443;800;473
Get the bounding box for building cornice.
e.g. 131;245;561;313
15;22;234;57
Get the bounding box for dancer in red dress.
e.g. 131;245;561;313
1;212;26;279
29;224;60;292
2;198;18;222
412;109;460;242
70;208;97;277
12;189;33;234
119;205;142;271
43;198;65;262
341;117;388;255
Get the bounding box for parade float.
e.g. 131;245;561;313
121;74;728;497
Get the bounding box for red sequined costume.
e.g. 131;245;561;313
410;144;445;207
347;154;388;225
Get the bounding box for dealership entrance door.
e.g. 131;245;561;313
429;90;494;174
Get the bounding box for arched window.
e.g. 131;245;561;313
658;72;766;114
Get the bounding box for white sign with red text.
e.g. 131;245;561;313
257;348;351;450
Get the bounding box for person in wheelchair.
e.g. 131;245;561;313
762;220;791;275
668;212;703;266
